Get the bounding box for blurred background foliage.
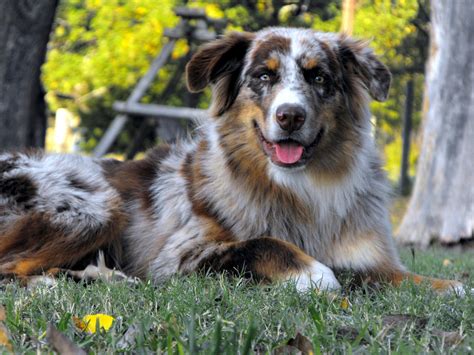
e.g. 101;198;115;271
42;0;429;183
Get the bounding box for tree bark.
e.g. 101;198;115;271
341;0;356;35
399;78;414;196
0;0;58;150
396;0;474;246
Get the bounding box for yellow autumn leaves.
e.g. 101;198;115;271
74;313;115;334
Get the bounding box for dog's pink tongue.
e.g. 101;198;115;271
274;142;304;164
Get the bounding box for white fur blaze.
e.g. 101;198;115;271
291;260;341;292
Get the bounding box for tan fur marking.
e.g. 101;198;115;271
265;57;280;71
389;271;463;292
302;57;318;70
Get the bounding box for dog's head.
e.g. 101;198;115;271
186;28;390;177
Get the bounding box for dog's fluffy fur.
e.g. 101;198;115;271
0;28;465;293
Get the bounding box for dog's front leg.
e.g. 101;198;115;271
181;236;341;292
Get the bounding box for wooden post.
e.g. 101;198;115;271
399;78;414;196
341;0;356;35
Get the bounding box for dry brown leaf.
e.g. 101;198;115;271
273;344;303;354
73;316;87;331
47;323;86;355
0;305;12;352
432;330;464;346
274;332;314;355
336;325;360;341
382;314;428;329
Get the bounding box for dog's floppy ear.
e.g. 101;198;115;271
338;35;391;102
186;32;255;115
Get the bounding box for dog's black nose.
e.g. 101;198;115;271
275;104;306;133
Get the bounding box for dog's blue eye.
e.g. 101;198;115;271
259;74;270;81
315;76;324;84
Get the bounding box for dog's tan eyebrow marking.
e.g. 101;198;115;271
303;58;318;70
265;57;280;71
301;57;318;70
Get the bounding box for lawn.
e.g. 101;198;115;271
0;247;472;353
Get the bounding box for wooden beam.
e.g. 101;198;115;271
93;38;178;157
174;7;206;19
112;101;207;121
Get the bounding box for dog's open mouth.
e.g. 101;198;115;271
253;121;323;168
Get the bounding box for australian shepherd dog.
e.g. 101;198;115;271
0;28;466;295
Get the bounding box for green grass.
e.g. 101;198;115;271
1;247;473;354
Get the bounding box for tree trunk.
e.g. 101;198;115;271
0;0;58;150
396;0;474;246
399;78;414;196
341;0;356;35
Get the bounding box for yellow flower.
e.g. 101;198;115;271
75;314;115;333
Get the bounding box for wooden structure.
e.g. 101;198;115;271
93;7;224;158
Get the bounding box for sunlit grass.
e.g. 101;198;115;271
0;247;472;353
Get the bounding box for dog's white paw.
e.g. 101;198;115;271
292;260;341;293
444;282;474;298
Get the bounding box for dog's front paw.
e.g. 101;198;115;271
444;281;474;298
293;260;341;293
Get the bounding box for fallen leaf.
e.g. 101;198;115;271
274;332;314;354
73;316;87;331
47;323;86;355
288;333;314;354
75;314;114;334
23;275;58;289
432;330;464;346
382;314;428;329
65;251;138;284
273;344;302;354
442;259;452;267
340;297;351;310
116;323;140;349
336;325;360;341
0;306;12;351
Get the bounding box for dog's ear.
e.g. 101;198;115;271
186;32;255;115
337;35;391;102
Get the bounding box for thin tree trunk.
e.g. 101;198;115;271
399;78;414;196
341;0;356;35
0;0;58;150
396;0;474;246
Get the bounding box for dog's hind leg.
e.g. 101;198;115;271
0;152;126;276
